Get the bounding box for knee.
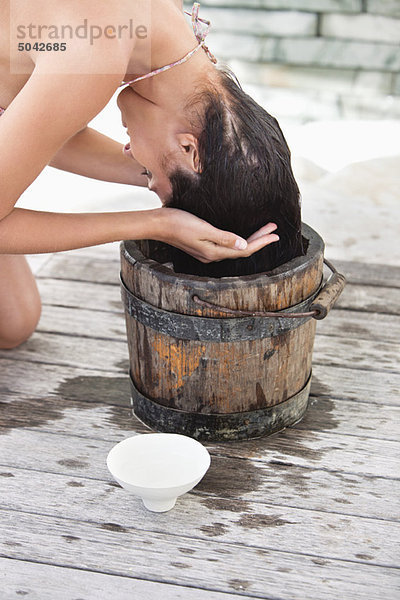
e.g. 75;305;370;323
0;296;42;350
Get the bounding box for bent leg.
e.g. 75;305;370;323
0;255;42;349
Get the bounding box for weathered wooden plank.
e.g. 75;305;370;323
38;255;121;285
1;438;398;523
37;304;127;341
1;379;399;443
39;253;400;315
211;428;400;480
1;557;257;600
5;319;396;377
335;284;400;316
311;363;400;405
297;396;399;440
23;277;400;378
1;354;399;446
333;261;400;289
0;331;129;372
1;510;399;600
38;253;400;301
55;242;121;261
1;380;399;537
3;250;398;599
1;428;399;517
1;396;399;521
2;426;398;482
316;309;400;344
313;335;400;374
1;468;399;568
0;359;130;404
36;277;400;348
38;254;400;291
39;251;400;288
1;351;400;411
37;278;123;313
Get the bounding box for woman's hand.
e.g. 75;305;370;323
154;207;279;263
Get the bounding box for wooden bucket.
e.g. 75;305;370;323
120;223;345;441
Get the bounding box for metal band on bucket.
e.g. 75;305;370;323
129;371;312;442
120;275;320;342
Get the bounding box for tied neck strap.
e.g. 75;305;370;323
185;2;217;65
121;2;217;87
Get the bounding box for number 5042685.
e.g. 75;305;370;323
18;42;67;51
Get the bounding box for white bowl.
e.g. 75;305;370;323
106;433;211;512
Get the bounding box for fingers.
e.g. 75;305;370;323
245;232;280;255
198;232;279;263
205;222;279;261
213;230;248;251
211;222;278;255
161;209;280;264
246;222;278;243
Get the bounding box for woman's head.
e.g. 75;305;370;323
165;67;304;275
117;81;205;202
118;66;303;275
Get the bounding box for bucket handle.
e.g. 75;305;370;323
192;259;346;321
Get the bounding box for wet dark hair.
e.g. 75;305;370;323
165;68;304;277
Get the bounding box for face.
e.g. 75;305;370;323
117;86;200;203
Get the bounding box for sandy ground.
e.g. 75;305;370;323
17;87;399;273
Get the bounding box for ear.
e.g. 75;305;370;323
176;133;202;173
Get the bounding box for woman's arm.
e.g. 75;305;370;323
49;126;148;186
0;207;160;254
0;206;279;259
0;69;124;220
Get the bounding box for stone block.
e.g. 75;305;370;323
228;60;356;92
353;70;393;95
273;38;400;71
185;1;362;12
366;0;400;18
204;8;317;36
207;31;267;61
392;73;400;95
340;92;400;118
321;13;400;44
229;60;394;97
236;82;342;122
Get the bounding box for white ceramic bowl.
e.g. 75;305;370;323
106;433;211;512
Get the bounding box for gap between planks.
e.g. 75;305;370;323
36;254;400;289
1;462;400;526
1;508;399;600
1;426;399;484
1;390;399;443
36;275;400;318
1;505;399;572
0;556;261;600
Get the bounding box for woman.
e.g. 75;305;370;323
0;0;284;349
117;3;303;277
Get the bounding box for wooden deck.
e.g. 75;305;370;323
1;243;399;599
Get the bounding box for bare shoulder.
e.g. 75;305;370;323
12;0;145;73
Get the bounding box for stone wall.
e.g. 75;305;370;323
184;1;400;119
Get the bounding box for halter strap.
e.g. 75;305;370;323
120;2;217;87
